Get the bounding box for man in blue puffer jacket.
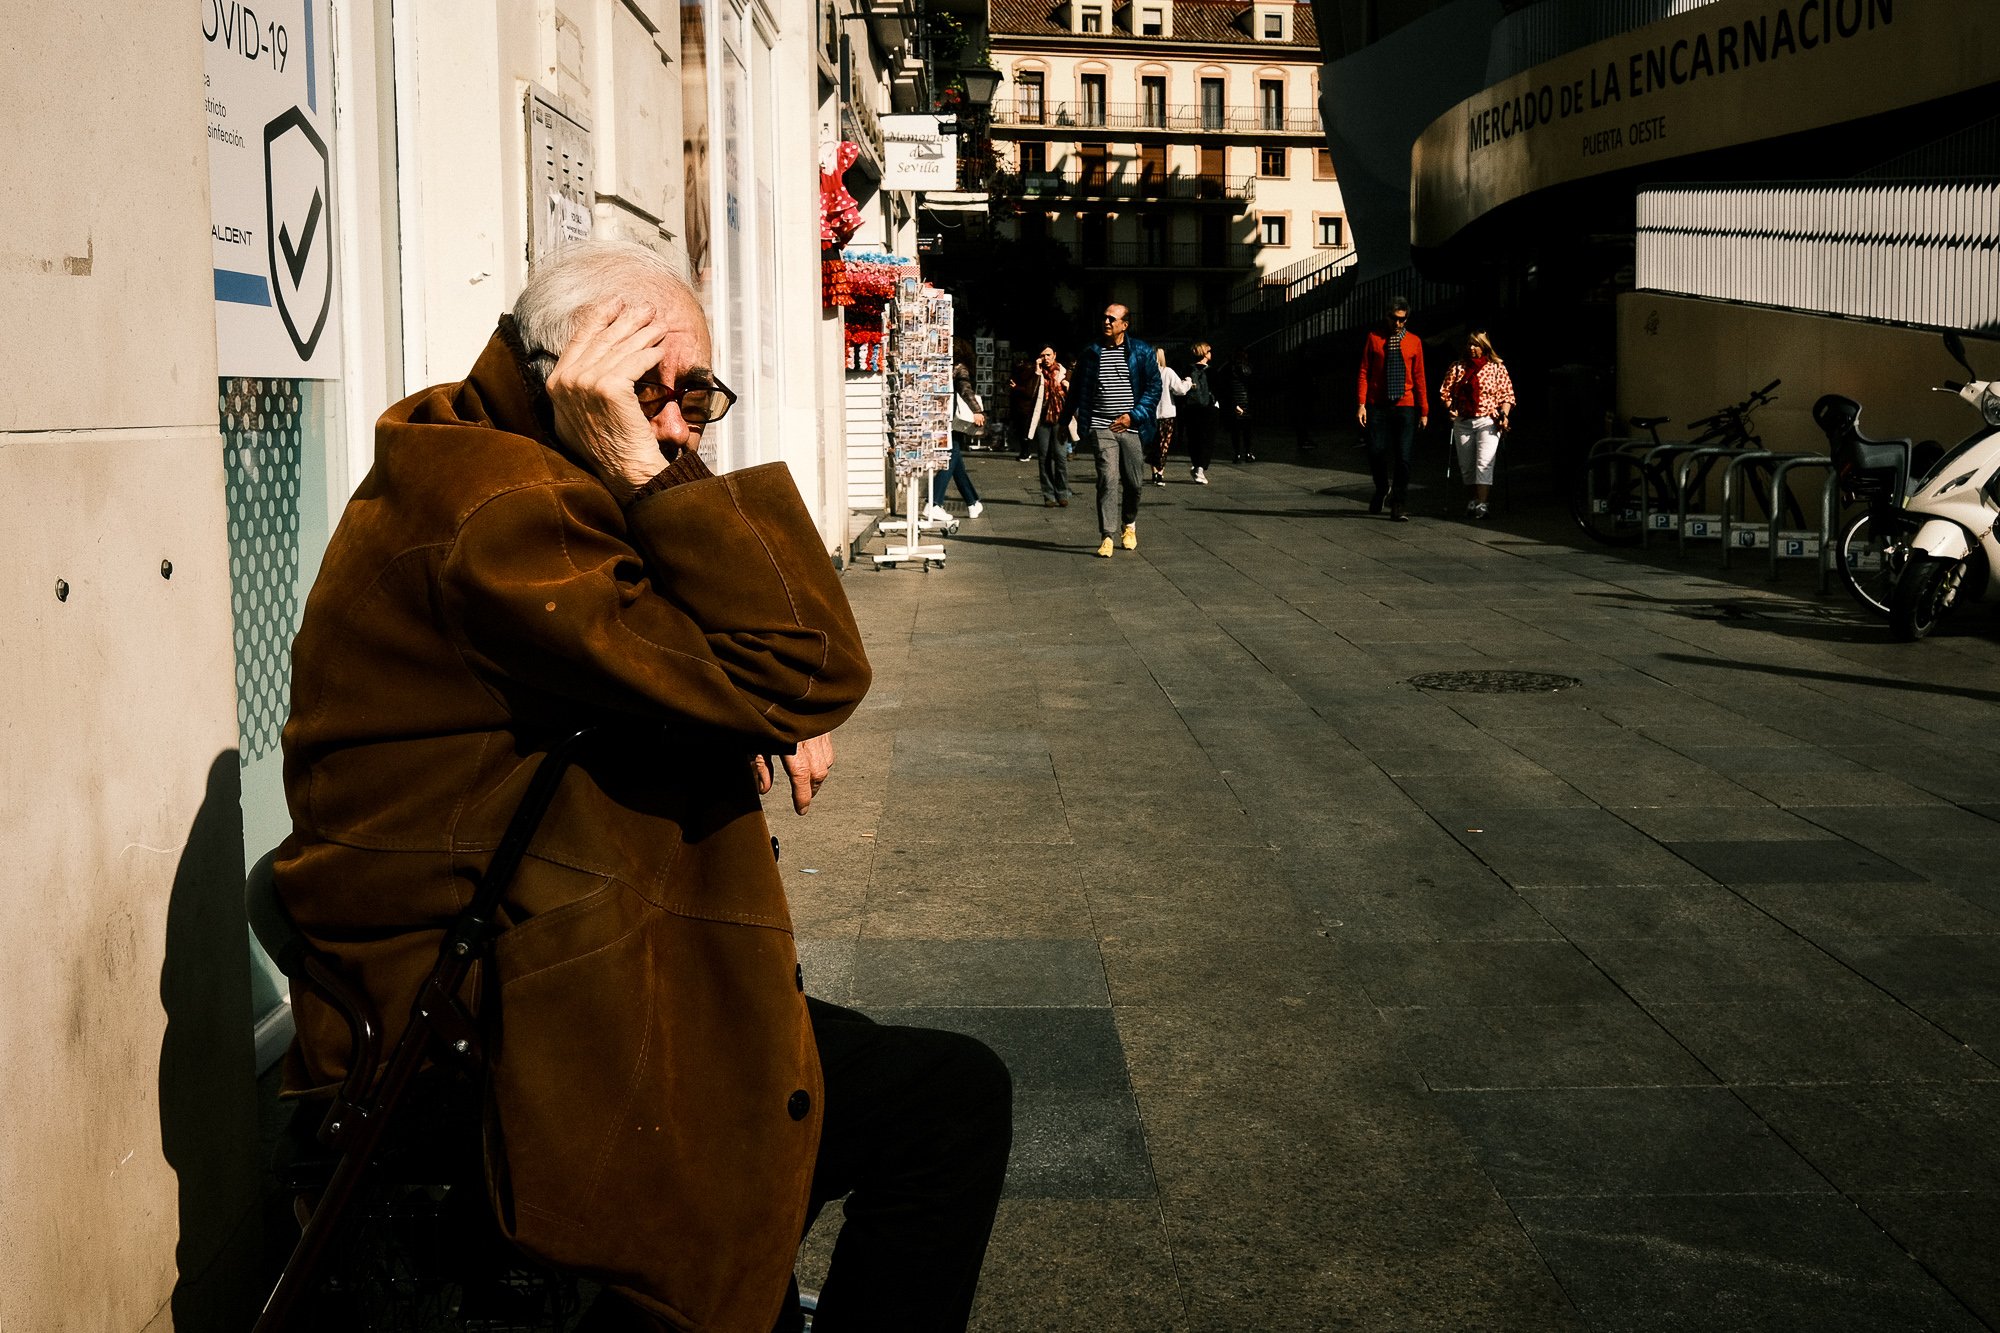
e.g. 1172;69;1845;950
1062;302;1162;557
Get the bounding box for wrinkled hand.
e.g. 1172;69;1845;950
544;300;672;501
752;734;836;814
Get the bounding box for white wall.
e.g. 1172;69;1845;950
0;8;259;1331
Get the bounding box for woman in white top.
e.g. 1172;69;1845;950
1150;347;1194;486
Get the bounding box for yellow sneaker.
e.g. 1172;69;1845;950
1095;537;1114;558
1121;525;1138;550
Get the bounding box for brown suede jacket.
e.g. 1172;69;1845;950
274;318;871;1331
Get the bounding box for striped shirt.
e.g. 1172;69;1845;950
1090;343;1136;429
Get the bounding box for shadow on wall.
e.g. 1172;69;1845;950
159;750;264;1331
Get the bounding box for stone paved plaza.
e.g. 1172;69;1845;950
784;440;2000;1332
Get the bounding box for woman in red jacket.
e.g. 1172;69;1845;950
1355;297;1427;521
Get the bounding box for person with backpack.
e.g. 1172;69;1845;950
1180;342;1220;485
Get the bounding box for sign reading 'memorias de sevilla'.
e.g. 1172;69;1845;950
1411;0;2000;250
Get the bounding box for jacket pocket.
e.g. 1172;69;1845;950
484;869;658;1267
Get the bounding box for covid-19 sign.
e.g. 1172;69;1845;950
203;0;342;378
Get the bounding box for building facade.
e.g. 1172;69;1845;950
1302;0;2000;463
985;0;1350;339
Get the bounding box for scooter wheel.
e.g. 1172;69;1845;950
1890;554;1961;642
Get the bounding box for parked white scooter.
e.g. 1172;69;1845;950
1890;334;2000;641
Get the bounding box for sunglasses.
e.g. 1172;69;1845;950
634;373;737;426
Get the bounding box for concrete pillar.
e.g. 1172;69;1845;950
0;7;259;1333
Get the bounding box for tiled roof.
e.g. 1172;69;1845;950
989;0;1319;47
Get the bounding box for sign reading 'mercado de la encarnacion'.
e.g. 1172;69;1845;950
1411;0;2000;250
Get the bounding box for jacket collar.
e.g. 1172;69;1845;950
463;314;563;447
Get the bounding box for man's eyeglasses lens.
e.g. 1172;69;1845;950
635;376;736;425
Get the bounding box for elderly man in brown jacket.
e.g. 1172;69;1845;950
274;239;1011;1332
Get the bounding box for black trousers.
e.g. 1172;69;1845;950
1181;406;1218;470
585;1000;1011;1333
778;999;1012;1332
1367;405;1420;502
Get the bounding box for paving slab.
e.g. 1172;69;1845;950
807;447;2000;1330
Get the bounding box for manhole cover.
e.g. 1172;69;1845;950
1406;670;1582;694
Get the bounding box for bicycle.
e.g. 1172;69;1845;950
1571;381;1801;546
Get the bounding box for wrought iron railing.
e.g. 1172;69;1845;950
1635;181;2000;332
997;165;1257;206
1084;241;1261;269
993;101;1322;134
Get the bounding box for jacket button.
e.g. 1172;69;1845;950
787;1090;811;1121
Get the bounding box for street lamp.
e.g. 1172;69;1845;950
958;66;1002;115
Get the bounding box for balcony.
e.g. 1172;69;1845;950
997;164;1256;209
1081;240;1260;270
993;101;1322;136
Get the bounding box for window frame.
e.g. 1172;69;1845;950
1015;69;1046;123
1313;213;1346;249
1080;6;1103;32
1258;146;1286;178
1079;72;1108;126
1258;212;1289;247
1140;6;1164;35
1262;11;1283;38
1258;78;1285;131
1313;147;1337;180
1198;75;1226;130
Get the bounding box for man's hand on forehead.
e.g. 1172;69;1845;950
545;299;687;501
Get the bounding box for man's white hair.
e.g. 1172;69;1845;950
512;239;698;384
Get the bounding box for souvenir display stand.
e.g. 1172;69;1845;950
875;277;956;570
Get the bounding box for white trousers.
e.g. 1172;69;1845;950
1451;416;1501;485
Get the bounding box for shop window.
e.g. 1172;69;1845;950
1259;146;1286;178
1017;71;1045;123
1315;214;1345;248
1199;78;1224;130
1081;73;1107;126
1141;75;1167;128
1259;79;1284;131
1260;214;1287;246
1140;7;1164;34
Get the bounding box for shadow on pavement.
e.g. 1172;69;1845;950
1658;652;2000;705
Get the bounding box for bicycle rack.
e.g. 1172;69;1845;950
1672;447;1745;553
1764;456;1837;587
1638;442;1710;547
1720;451;1822;569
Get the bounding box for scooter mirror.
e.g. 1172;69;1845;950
1944;331;1976;377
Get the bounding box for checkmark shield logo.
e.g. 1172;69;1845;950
263;106;333;362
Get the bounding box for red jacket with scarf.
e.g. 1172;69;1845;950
1357;327;1427;410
